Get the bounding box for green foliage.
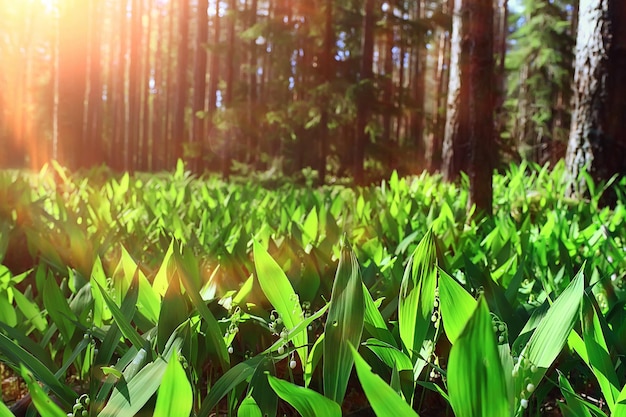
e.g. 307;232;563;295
0;162;625;416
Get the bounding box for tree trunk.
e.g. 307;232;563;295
354;0;375;185
173;0;190;165
192;0;209;173
57;0;89;169
85;0;103;167
442;0;470;181
467;0;495;214
566;0;626;203
128;0;143;172
317;0;334;186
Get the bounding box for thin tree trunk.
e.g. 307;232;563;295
317;0;334;185
128;0;143;172
442;0;470;181
467;0;495;214
173;0;190;164
192;0;209;173
354;0;375;185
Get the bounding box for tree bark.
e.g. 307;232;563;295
467;0;495;214
566;0;626;204
442;0;470;181
57;0;89;169
354;0;376;185
192;0;209;173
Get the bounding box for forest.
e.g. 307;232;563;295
1;0;626;416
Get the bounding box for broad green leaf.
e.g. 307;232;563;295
323;240;364;403
13;290;47;332
513;266;585;409
95;280;146;351
362;339;413;372
0;333;76;406
157;276;189;353
557;370;595;417
174;246;229;371
253;240;307;367
362;283;396;347
305;333;324;388
98;357;168;417
268;375;341;417
615;385;626;417
0;400;14;417
438;267;477;344
350;344;420;417
301;206;319;247
153;352;192;417
198;355;267;417
21;366;67;417
448;297;510;417
399;229;438;362
153;240;174;297
581;296;620;412
238;395;262;417
90;256;111;327
43;275;77;343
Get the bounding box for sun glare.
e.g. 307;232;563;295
39;0;57;13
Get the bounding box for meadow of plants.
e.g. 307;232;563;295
0;160;625;417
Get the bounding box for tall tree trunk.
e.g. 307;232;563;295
128;0;143;172
566;0;626;204
442;0;470;181
112;0;128;170
173;0;190;165
139;0;154;171
222;0;237;177
85;0;103;167
317;0;334;185
429;6;452;172
354;0;375;185
382;2;395;170
247;0;259;167
410;0;425;166
57;0;89;169
192;0;209;173
467;0;495;214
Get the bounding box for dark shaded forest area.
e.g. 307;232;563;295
0;0;625;205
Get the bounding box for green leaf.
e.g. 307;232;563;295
350;344;420;417
514;266;585;408
438;267;477;345
268;375;341;417
95;280;146;351
153;352;193;417
253;240;307;367
447;297;510;417
399;229;438;362
98;357;168;417
362;283;396;347
0;333;76;406
13;290;47;332
43;275;77;343
557;370;594;417
198;355;267;417
21;365;67;417
581;295;621;412
238;395;262;417
0;400;14;417
323;240;364;403
174;244;229;371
